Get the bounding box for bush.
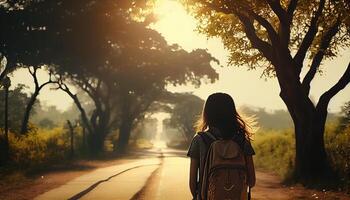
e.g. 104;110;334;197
6;126;85;170
8;127;70;168
252;129;295;179
253;125;350;192
325;123;350;192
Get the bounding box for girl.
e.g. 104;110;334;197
187;93;256;200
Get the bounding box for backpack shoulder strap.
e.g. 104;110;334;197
199;131;217;147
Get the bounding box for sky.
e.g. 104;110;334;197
9;0;350;113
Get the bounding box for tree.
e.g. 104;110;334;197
185;0;350;184
0;84;31;133
0;83;31;164
0;0;158;154
20;66;58;134
167;93;204;143
56;77;112;155
111;45;218;153
0;75;11;164
1;0;219;154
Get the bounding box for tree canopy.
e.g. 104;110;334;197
184;0;350;184
167;93;204;142
185;0;350;77
0;0;219;153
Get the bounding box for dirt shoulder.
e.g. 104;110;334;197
254;169;350;200
134;167;350;200
0;156;138;200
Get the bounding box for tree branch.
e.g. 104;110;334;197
20;67;58;134
0;65;9;82
294;0;325;73
28;66;40;88
222;0;280;45
74;78;104;113
236;14;275;62
245;9;280;44
200;0;278;49
317;62;350;112
287;0;298;18
302;18;341;95
266;0;288;25
57;80;94;135
266;0;293;46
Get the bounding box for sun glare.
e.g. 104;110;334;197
153;0;184;17
152;112;170;149
151;0;207;52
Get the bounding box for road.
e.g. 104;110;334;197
34;148;349;200
34;148;192;200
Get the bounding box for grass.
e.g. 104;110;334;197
252;129;295;180
252;124;350;193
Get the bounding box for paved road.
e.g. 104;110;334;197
35;148;191;200
34;148;294;200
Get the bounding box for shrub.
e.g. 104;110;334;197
252;129;295;179
325;123;350;192
253;125;350;192
6;126;86;169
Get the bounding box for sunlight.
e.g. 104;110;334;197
151;112;170;149
151;0;208;52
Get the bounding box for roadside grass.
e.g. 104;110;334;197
252;123;350;193
0;126;154;196
252;129;295;180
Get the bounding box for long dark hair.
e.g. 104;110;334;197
196;93;252;139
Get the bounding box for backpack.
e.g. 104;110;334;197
200;132;249;200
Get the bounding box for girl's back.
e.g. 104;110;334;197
187;93;256;200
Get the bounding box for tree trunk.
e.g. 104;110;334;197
276;58;333;184
82;126;87;153
87;117;110;155
59;86;94;136
116;120;133;154
67;120;75;158
20;91;39;134
0;65;9;83
87;110;111;155
87;131;105;155
292;109;333;184
0;85;10;165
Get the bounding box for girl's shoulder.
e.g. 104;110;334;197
191;132;212;146
189;133;202;145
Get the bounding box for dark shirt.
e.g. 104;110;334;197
187;127;255;199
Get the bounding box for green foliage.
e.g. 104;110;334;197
1;0;219;153
37;118;55;129
252;129;295;179
241;106;340;130
0;84;31;133
184;0;350;77
253;124;350;191
167;93;204;141
9;128;67;167
325;123;350;191
31;104;81;128
7;126;85;168
337;101;350;132
241;107;293;130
